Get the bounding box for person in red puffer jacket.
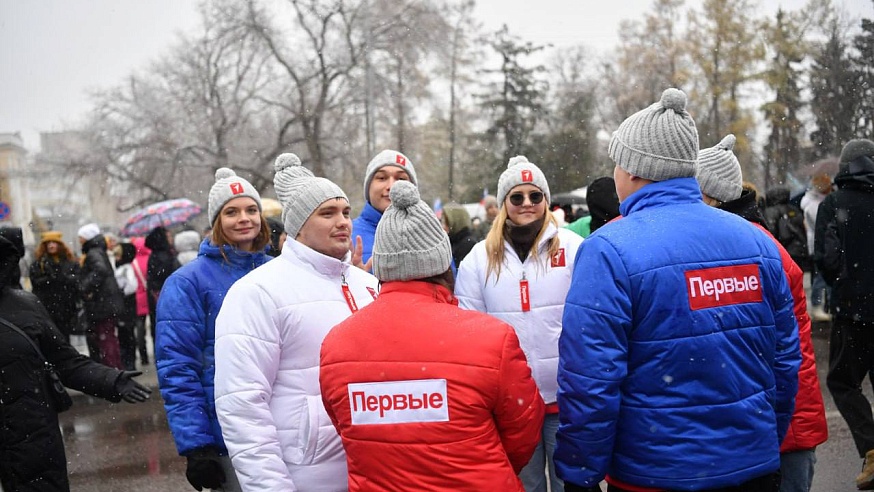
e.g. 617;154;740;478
320;181;545;491
697;135;827;492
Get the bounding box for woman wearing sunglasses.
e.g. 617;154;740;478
455;155;583;492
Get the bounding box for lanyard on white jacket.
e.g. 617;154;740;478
341;274;359;313
519;271;530;312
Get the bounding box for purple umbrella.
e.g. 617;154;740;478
120;198;203;237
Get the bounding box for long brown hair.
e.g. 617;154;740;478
484;204;560;283
34;239;74;262
211;214;270;260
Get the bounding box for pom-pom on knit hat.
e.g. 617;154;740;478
496;156;551;208
372;180;452;282
77;223;101;241
273;152;348;239
696;134;743;203
608;88;699;182
208;168;262;225
363;149;418;204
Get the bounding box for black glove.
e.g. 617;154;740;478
185;447;226;491
564;483;602;492
114;370;152;403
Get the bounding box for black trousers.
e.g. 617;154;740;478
607;471;780;492
827;316;874;457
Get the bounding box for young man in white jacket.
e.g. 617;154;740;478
214;154;378;491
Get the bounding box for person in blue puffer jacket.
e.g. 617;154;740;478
352;149;417;267
555;89;800;492
156;168;271;492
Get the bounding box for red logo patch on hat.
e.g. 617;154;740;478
521;170;533;182
551;248;566;268
396;154;407;166
229;182;244;195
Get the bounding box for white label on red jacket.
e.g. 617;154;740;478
685;264;762;310
348;379;449;425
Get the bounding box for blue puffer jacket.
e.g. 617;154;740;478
156;239;271;456
352;202;381;264
556;178;800;490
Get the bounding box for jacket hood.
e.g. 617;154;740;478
145;226;171;251
442;204;471;235
81;234;107;253
0;227;25;258
835;154;874;191
117;242;137;266
718;188;766;227
131;237;151;257
0;236;21;287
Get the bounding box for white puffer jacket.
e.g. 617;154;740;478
455;224;582;404
214;239;378;491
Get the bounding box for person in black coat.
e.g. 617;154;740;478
441;202;477;267
145;226;179;338
814;138;874;489
78;224;125;369
764;186;811;271
28;231;81;341
0;235;151;492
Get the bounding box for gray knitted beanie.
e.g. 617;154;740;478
840;139;874;164
208;168;262;225
696;134;743;202
372;180;452;282
608;88;699;181
363;149;418;204
273;153;348;239
496;156;551;208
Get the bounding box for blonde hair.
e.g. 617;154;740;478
484;205;560;283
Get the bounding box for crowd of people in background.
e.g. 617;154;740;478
2;85;873;492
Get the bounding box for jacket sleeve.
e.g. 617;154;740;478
763;252;801;444
494;326;545;473
214;280;296;491
813;197;841;286
80;250;111;298
155;272;216;455
32;299;122;401
556;236;631;488
454;245;487;312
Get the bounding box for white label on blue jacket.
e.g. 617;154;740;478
348;379;449;425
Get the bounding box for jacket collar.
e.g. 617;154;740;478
200;239;268;267
619;177;703;217
379;280;458;305
283;237;351;278
357;202;383;227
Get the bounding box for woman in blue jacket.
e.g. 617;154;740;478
156;168;271;492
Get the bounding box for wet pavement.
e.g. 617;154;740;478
56;320;868;491
61;364;190;491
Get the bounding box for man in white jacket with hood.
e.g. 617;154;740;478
214;153;378;491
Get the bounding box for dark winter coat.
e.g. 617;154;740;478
814;152;874;322
443;204;477;266
764;187;811;271
28;247;80;338
79;235;125;323
0;238;123;492
145;226;179;296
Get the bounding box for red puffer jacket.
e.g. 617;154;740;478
320;281;545;491
755;224;828;452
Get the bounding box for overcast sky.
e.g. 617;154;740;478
1;0;872;152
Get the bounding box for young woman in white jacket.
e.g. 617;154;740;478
455;156;582;492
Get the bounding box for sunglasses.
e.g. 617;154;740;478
508;191;545;206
